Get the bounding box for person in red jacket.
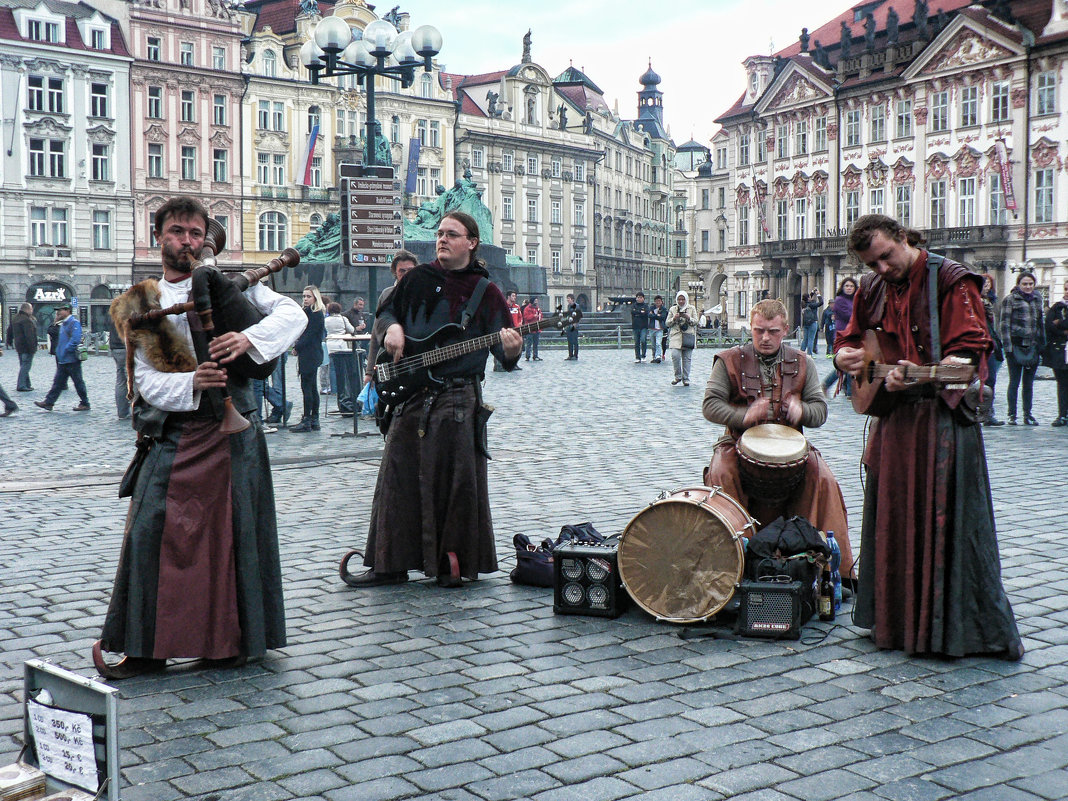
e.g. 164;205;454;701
522;297;543;361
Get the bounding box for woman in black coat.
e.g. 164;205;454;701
290;285;325;432
1047;278;1068;427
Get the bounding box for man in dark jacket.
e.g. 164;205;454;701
800;290;822;354
631;292;650;362
7;303;38;390
35;303;90;412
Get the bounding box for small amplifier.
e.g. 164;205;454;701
734;579;805;640
553;541;628;618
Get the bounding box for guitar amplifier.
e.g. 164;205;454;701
553;541;628;618
734;579;805;640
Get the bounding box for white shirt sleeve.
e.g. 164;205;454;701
133;347;200;411
238;282;307;363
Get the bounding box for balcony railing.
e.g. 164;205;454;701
301;186;337;202
760;225;1008;259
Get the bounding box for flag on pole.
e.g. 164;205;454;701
300;123;320;186
995;139;1017;212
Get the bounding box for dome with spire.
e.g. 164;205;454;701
639;61;661;87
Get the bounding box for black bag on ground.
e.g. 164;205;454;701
745;515;830;622
510;522;604;587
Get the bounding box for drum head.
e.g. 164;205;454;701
738;423;808;464
618;496;745;623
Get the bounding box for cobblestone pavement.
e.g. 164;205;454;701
1;347;1066;801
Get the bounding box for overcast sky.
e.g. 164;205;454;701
394;0;851;145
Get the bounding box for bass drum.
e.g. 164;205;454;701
618;486;756;623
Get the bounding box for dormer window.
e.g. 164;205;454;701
90;28;106;49
262;50;277;77
28;19;60;42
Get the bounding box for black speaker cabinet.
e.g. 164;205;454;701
734;579;805;639
553;541;628;618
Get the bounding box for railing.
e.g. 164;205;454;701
301;186;336;202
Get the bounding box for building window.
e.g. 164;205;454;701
271;154;285;186
960;85;978;127
309;156;322;188
527;194;539;223
573;249;585;275
262;50;276;77
738;133;750;166
895;184;911;228
28;19;60;42
91;143;109;181
258;100;270;130
181;146;196;180
738;204;749;246
416;119;427;145
90;28;106;49
390;115;400;143
869;187;884;215
470;146;483;168
429;120;440;148
551;199;561;224
813;116;827;152
212;149;228;182
814;194;827;236
957;176;976;226
930;91;949;132
845;109;861;147
29;138;65;178
991;81;1010;123
148;86;162;118
989;174;1006;224
502;152;514;172
776;199;788;240
775;124;788;159
551;249;561;272
308;106;321;133
502;195;513;221
716;145;727;169
930;180;947;228
258;211;287;251
92;210;111;249
147;36;160;61
148;212;157;247
895;99;912;138
756;133;766;163
718;229;726;251
272;102;284;131
90;82;108;118
701;189;710;210
551;157;561;178
527;247;538;263
148;143;163;178
1035;71;1058;116
701;229;710;251
336;109;358;138
415;167;428;197
420;73;432;98
213;46;225;70
845;190;860;228
30;206;68;247
574;162;584;182
180;42;193;66
29;76;64;113
527;154;539;174
574;201;585;226
213;94;226;125
795;198;807;238
1034;168;1054;223
180;90;195;122
870;104;886;142
795;119;808;155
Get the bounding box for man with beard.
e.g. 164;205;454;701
350;211;523;587
93;196;306;679
702;298;855;584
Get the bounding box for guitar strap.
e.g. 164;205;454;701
460;278;492;331
927;251;944;362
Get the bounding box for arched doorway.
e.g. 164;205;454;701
26;281;74;341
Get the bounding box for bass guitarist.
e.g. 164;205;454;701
349;211;523;588
834;214;1022;661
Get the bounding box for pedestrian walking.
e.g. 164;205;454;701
999;271;1044;426
290;286;326;432
1047;278;1068;427
6;302;37;391
667;290;697;385
631;292;650;362
35;303;90;412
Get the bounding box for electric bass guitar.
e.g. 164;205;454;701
374;309;576;407
850;329;976;416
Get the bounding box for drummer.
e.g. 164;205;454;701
702;298;856;585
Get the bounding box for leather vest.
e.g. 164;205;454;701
719;343;808;436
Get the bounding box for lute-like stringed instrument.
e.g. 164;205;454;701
374;308;578;407
850;329;976;416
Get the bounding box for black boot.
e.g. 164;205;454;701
310;416;321;431
289;417;312;433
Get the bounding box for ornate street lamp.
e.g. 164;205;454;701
301;16;442;167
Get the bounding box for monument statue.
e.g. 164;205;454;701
403;169;495;243
294;212;342;263
522;29;531;63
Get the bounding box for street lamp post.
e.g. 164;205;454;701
688;279;704;321
300;15;441;311
301;16;442;168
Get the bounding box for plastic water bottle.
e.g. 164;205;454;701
827;531;842;611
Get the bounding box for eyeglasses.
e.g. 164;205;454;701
436;230;470;241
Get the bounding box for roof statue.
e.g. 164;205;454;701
864;11;876;52
813;39;828;68
404;169;495;244
522;29;531;63
487;89;499;116
914;0;929;39
887;8;900;46
558;102;568;130
382;5;402;27
934;8;949;35
799;27;810;53
839;21;852;59
297;0;318;15
294;212;342;263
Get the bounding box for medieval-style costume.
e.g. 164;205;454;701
702;342;855;580
836;251;1023;659
98;276;305;670
364;259;518;582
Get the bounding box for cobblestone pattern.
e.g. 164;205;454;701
1;350;1066;801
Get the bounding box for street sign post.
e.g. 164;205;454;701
340;164;402;309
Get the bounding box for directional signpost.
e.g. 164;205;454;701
340;164;403;309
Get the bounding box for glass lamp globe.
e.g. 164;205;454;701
362;19;397;56
300;39;325;68
313;15;353;52
411;24;442;57
392;30;418;64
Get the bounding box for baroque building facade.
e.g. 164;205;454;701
689;0;1068;330
0;0;134;338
